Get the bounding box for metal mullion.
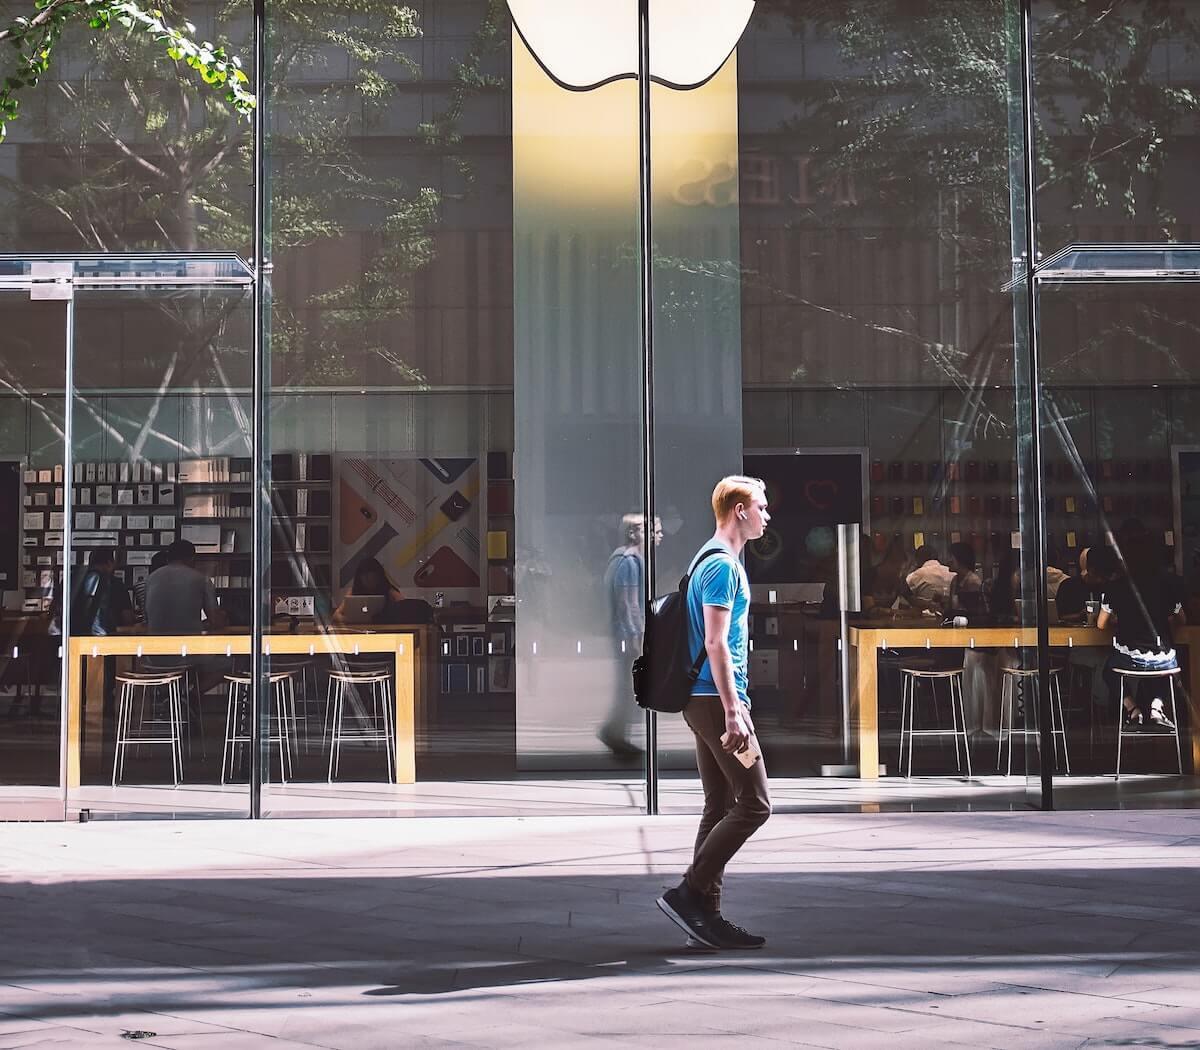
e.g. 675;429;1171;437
249;0;269;819
637;0;658;816
1018;0;1053;810
57;292;76;821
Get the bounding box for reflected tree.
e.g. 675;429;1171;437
0;0;508;389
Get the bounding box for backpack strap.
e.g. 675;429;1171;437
683;547;728;677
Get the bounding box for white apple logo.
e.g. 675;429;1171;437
507;0;756;91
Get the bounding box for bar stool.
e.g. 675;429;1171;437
221;671;296;783
898;666;971;779
269;656;317;754
1114;666;1183;780
144;662;204;761
112;670;185;786
998;666;1069;776
326;666;395;783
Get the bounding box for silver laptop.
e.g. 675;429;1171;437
342;595;385;624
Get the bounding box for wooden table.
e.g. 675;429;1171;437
847;623;1200;778
66;629;426;787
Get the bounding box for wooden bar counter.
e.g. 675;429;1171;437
66;626;434;787
847;622;1200;778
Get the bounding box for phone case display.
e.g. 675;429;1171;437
869;452;1018;580
1042;456;1173;573
438;621;515;698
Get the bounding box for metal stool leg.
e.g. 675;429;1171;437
1170;677;1183;775
328;678;342;783
275;680;290;783
1006;677;1016;778
956;674;972;779
898;673;909;772
112;681;131;786
948;676;962;772
1053;672;1069;775
906;676;916;779
323;674;336;752
997;675;1008;772
1115;672;1127;781
382;678;395;783
168;680;182;785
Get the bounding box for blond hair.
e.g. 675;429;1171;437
711;475;765;525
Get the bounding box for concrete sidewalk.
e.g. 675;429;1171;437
2;810;1199;1049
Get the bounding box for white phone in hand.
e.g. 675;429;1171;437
721;732;762;769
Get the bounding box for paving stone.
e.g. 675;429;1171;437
2;813;1200;1047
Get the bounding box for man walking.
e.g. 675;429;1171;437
657;476;772;950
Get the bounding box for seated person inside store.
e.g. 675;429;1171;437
333;557;433;626
54;548;136;637
1098;532;1185;731
143;540;227;635
946;542;984;616
1055;545;1120;625
141;539;228;699
904;545;954;613
47;548;136;734
133;548;171;620
863;537;911;613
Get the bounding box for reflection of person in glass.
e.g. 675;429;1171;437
656;476;771;951
597;513;661;757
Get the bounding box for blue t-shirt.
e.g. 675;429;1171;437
686;542;751;706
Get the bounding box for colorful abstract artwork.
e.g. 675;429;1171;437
334;456;482;602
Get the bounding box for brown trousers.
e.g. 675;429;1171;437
682;697;771;911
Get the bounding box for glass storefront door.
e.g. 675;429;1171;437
0;267;69;820
1035;249;1200;808
67;261;254;818
0;255;255;820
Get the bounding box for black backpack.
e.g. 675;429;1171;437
631;548;724;712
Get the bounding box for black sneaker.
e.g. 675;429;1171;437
707;913;766;949
657;881;719;948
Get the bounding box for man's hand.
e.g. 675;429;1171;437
721;707;751;753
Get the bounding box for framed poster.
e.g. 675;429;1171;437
334;455;482;605
742;448;867;594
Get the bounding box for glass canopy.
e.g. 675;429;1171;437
1036;244;1200;281
0;254;254;286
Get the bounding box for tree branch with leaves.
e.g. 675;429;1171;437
0;0;253;143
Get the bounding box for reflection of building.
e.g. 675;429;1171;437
2;0;1200;819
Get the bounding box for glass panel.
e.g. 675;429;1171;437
0;292;67;820
656;0;1043;816
66;283;253;818
263;1;644;816
1037;279;1200;807
1032;2;1200;257
0;7;252;256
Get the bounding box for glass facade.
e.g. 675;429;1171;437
2;0;1199;819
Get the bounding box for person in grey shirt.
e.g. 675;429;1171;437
144;540;227;635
